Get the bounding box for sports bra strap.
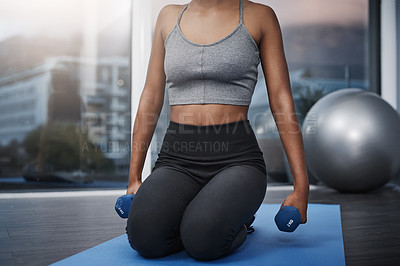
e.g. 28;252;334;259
240;0;243;23
177;4;188;25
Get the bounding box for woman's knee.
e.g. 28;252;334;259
180;213;242;261
126;203;184;258
126;210;160;257
125;167;197;258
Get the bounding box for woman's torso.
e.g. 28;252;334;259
163;0;262;126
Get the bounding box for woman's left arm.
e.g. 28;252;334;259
257;5;309;223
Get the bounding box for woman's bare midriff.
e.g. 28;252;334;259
170;104;249;126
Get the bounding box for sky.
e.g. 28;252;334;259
0;0;131;41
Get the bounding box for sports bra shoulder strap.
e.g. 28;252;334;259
177;4;188;25
240;0;243;23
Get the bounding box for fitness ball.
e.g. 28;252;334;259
302;88;400;193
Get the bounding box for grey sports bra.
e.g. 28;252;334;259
164;0;260;106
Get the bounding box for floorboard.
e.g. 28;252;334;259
0;183;399;266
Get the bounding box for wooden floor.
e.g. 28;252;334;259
0;183;400;266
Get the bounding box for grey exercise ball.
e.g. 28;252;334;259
302;88;400;193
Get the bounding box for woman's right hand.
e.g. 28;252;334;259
127;180;142;195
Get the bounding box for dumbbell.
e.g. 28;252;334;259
274;206;302;232
115;194;135;219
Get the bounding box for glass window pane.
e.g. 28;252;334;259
251;0;369;183
0;0;132;190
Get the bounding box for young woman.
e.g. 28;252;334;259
126;0;309;261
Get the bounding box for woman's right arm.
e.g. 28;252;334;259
127;6;171;194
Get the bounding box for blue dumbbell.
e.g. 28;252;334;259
274;206;302;232
115;194;135;219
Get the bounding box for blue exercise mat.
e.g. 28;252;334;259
51;203;345;266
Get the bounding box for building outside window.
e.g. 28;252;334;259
0;0;132;188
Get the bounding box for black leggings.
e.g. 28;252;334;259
126;119;268;261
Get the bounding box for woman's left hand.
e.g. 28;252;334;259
280;189;309;224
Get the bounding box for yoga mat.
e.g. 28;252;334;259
52;203;346;266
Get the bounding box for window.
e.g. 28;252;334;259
150;0;370;183
0;0;132;189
